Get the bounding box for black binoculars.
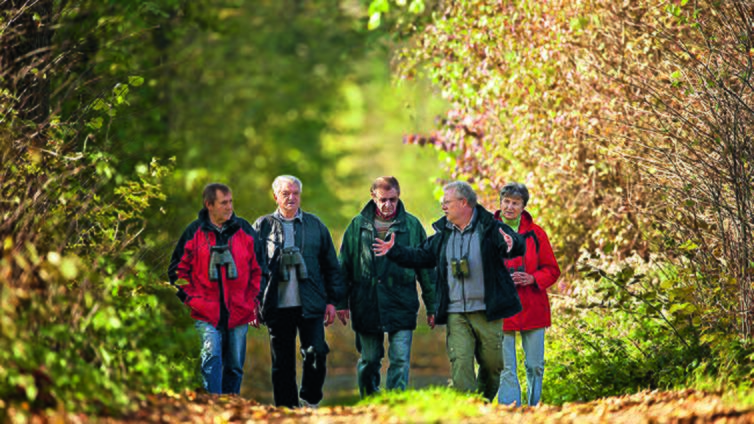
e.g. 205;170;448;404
508;265;525;275
451;256;471;279
280;246;308;281
209;245;238;281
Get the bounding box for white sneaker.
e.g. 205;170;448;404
300;398;320;409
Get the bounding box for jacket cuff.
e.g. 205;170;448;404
176;287;189;303
532;274;546;291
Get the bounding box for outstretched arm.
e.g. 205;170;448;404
373;233;439;269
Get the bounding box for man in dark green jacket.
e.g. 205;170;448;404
373;181;525;401
253;175;345;409
337;176;437;398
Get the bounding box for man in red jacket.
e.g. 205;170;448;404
168;183;264;394
495;182;561;407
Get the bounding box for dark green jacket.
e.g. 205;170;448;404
387;204;525;325
253;210;345;324
339;200;437;334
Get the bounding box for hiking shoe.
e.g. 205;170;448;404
300;398;319;409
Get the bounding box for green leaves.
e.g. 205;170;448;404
368;0;389;30
367;0;425;30
0;1;204;415
85;75;145;133
679;240;699;251
408;0;425;14
87;117;103;130
92;307;123;331
368;13;382;30
128;76;144;87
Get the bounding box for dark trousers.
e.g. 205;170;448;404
268;307;329;408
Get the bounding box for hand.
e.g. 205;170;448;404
427;314;436;330
249;302;260;328
336;309;350;325
499;228;513;253
324;304;336;327
512;271;535;287
372;233;395;257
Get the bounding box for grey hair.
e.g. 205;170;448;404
444;181;477;208
272;175;303;194
499;182;529;206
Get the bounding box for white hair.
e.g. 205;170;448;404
272;175;303;194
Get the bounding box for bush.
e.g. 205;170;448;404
543;254;753;405
0;134;198;417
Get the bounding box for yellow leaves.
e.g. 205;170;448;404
58;389;748;423
3;237;13;253
46;251;81;280
217;8;241;21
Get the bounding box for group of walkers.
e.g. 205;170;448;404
167;175;560;408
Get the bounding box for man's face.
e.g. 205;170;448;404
371;187;399;217
500;196;525;220
207;190;233;226
441;189;466;226
274;181;301;217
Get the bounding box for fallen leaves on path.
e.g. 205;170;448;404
15;389;754;423
488;390;753;423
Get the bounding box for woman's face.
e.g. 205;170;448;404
500;196;525;220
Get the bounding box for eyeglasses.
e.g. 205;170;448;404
279;191;300;198
441;198;462;207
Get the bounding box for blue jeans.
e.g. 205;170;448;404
356;330;413;397
498;328;545;406
194;320;248;394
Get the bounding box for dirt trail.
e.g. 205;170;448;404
17;389;754;423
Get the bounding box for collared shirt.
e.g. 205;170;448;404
445;208;486;313
274;208;303;308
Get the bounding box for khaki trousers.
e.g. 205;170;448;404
446;311;503;401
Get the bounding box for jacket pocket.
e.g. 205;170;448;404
187;296;217;324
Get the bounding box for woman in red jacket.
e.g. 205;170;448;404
495;182;561;407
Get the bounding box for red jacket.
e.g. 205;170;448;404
495;210;561;331
168;210;263;329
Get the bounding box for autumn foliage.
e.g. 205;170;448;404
391;0;754;401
